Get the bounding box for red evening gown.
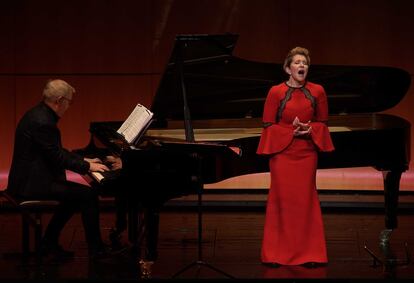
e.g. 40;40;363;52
257;82;334;265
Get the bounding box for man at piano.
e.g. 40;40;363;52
6;79;114;260
257;47;334;266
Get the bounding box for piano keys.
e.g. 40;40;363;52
89;169;121;185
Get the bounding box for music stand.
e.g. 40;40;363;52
171;152;234;279
164;35;236;278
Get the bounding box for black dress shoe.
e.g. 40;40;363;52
144;247;158;261
89;244;120;261
40;244;75;258
301;262;326;268
261;262;281;268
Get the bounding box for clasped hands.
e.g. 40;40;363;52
84;155;123;172
293;117;312;137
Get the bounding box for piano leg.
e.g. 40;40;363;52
126;202;160;260
127;202;145;256
144;206;160;261
381;169;402;245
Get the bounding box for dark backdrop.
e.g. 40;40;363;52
1;0;413;180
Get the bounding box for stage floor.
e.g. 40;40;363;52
1;200;414;282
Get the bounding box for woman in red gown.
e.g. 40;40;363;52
257;47;335;266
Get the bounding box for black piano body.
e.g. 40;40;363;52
79;34;411;253
150;34;411;233
78;120;241;259
78;123;211;260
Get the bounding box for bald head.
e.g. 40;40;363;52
42;79;76;117
42;79;75;103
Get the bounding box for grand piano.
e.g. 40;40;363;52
80;34;411;256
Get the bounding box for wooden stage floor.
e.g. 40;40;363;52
1;193;414;282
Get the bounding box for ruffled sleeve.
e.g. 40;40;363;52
309;122;334;152
256;124;294;155
256;85;294;155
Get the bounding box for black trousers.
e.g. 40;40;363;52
42;180;103;253
113;193;161;260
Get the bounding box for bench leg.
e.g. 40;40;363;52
34;212;42;257
21;213;30;256
21;211;44;257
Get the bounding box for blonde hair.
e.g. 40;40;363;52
283;47;311;71
42;79;75;102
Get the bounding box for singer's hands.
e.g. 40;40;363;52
293;117;312;137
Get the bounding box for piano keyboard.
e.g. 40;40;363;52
90;169;121;183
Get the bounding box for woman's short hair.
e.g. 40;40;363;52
283;47;311;71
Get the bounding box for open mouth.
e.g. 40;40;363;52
298;70;305;75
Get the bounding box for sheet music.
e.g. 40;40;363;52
117;103;154;144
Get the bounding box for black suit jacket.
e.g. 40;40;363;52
7;102;89;198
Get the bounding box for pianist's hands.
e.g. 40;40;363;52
84;157;110;173
293;117;312;137
105;155;123;170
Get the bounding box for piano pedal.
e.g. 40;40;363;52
139;259;154;279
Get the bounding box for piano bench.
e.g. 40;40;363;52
1;191;60;257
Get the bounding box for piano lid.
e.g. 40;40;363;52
151;34;411;122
